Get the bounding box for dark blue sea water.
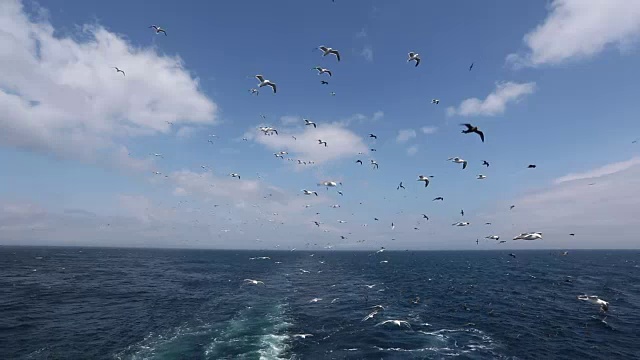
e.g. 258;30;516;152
1;247;639;359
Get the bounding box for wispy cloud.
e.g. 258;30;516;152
360;46;374;62
396;129;417;143
446;82;536;117
507;0;640;67
421;126;438;135
554;157;640;184
0;0;217;170
355;28;368;39
280;115;301;125
406;145;419;156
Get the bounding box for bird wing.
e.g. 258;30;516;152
332;50;341;61
462;123;473;130
462;161;467;169
319;46;329;52
255;75;264;82
312;123;317;128
415;57;420;67
267;82;277;93
476;130;484;142
326;70;332;76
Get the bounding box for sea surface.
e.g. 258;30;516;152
1;247;639;359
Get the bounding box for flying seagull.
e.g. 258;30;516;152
577;295;609;312
486;235;500;240
528;164;537;168
513;232;543;240
433;197;444;201
448;157;468;169
255;75;276;93
460;209;464;216
318;139;327;147
369;133;378;139
304;119;317;128
243;279;264;286
407;52;421;67
375;320;411;328
321;80;329;85
318;46;341;61
370;160;379;169
417;175;432;187
510;205;515;210
461;123;485;142
431;99;440;104
422;214;429;220
482;160;490;167
356;160;363;165
113;67;125;76
249;88;259;96
477;174;487;180
229;173;241;179
397;182;405;190
302;190;319;196
313;66;332;76
148;25;167;35
469;62;474;71
452;222;470;226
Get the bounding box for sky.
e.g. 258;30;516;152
1;0;639;250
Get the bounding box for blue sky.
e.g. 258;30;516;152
1;0;639;250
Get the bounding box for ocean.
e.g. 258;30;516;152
1;247;639;359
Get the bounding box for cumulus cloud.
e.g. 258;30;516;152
421;126;437;135
406;145;419;156
446;82;536;117
0;0;217;169
396;129;417;143
507;0;640;67
480;158;640;249
249;122;368;165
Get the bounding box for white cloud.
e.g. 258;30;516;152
507;0;640;67
446;82;536;117
0;0;216;169
176;126;197;140
554;157;640;184
406;145;419;156
280;115;301;125
396;129;417;143
420;126;437;135
360;46;374;62
355;28;368;39
250;122;368;165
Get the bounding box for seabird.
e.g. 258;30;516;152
243;279;264;285
407;52;421;67
369;133;378;139
513;232;543;240
509;253;516;258
249;88;259;95
304;119;317;128
461;123;485;142
577;295;609;312
448;157;468;169
460;209;465;216
113;67;125;76
318;140;327;147
469;62;474;71
486;235;500;240
302;190;319;196
510;205;515;210
318;46;341;61
569;233;575;236
356;160;363;165
482;160;490;167
293;334;313;339
422;214;429;220
148;25;167;35
477;174;487;180
313;221;321;227
431;99;440;104
397;182;405;190
312;66;332;76
309;298;323;303
417;175;433;187
255;75;277;93
321;80;329;85
229;173;241;179
528;164;537;168
433;197;444;201
452;222;470;226
370;160;379;169
330;92;336;96
375;320;411;328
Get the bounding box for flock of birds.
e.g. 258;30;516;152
110;19;612;326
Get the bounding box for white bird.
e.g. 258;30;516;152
432;99;440;104
380;260;389;264
249;88;259;96
407;52;421;67
513;232;543;240
320;181;338;187
452;222;470;226
331;204;341;208
302;189;318;196
274;153;284;159
577;294;609;312
370;160;379;169
417;175;433;188
309;297;323;303
338;220;347;223
375;320;411;328
318;46;341;61
300;269;310;273
293;334;314;339
259;126;278;135
255;75;277;93
376;247;385;254
304;119;317;128
152;153;163;158
485;235;500;240
362;310;381;322
312;66;332;76
229;173;241;179
448;157;468;169
477;174;487;180
148;25;167;35
243;279;264;285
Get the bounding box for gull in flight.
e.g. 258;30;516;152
397;182;405;190
578;295;609;312
482;160;490;167
477;174;487;180
309;298;323;303
461;123;485;142
431;99;440;104
255;75;277;93
422;214;429;220
152;153;163;158
376;247;385;254
229;173;241;179
293;334;314;339
417;175;433;187
433;197;444;201
510;205;515;210
407;52;421;67
259;126;278;135
321;80;329;85
528;164;537;168
461;209;465;216
513;232;543;240
452;222;470;226
356;160;363;165
320;181;338;187
371;160;379;169
312;66;332;76
448;157;468;169
318;139;327;147
302;189;318;196
243;279;264;285
304;119;317;128
318;46;341;61
313;221;321;227
362;309;381;322
113;67;126;76
486;235;500;240
375;320;411;328
469;62;474;71
369;133;378;139
148;25;167;35
249;88;259;95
